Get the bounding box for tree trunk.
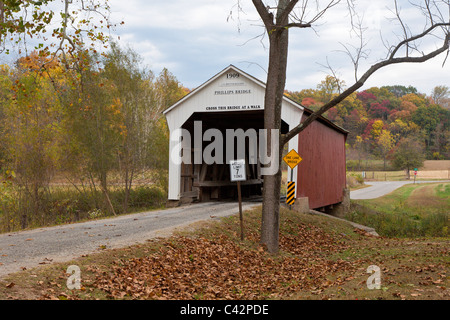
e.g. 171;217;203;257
100;171;116;216
123;164;130;214
260;147;284;253
260;1;290;254
251;0;450;255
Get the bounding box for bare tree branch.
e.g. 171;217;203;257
283;32;450;145
252;0;274;30
389;22;450;59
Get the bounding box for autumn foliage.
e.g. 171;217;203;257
286;80;450;165
0;47;188;231
91;212;359;300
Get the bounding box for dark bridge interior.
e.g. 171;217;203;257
179;110;288;202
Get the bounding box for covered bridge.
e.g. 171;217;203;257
163;65;348;210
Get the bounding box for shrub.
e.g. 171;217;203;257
347;172;365;188
345;208;449;238
0;184;168;233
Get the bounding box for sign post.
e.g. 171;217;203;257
414;168;418;184
230;159;246;241
283;149;303;209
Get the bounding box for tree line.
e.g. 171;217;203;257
286;76;450;174
0;44;188;232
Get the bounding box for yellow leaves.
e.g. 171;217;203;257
356;135;364;144
369;120;385;141
377;130;395;152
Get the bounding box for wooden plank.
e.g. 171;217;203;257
218;164;225;180
211;187;219;199
245;160;251;180
194;179;263;187
180;190;199;198
199;163;208;181
212;164;218;180
297;118;346;209
193;164;201;181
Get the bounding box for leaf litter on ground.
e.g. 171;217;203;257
85;215;366;300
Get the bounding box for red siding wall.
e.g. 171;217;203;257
296;118;347;209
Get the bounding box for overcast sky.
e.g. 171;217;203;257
5;0;447;95
105;0;449;95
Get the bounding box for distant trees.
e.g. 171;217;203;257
376;130;395;171
391;137;426;179
288;77;450;166
432;85;450;109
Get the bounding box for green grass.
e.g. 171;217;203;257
436;183;450;200
347;183;450;238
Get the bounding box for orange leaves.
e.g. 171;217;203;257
89;223;357;300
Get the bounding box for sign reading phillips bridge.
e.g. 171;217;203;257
204;71;263;112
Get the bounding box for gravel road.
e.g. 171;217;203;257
0;201;261;278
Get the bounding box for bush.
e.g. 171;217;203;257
347;172;365;188
0;184;168;233
345;208;449;238
346;159;396;171
109;186;166;211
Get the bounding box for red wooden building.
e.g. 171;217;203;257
296;109;348;209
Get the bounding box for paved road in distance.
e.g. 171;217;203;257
350;180;449;200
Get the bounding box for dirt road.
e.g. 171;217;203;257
0;201;260;278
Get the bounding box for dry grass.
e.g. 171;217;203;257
421;160;450;171
407;185;448;207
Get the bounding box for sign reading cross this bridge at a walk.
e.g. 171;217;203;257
283;149;302;208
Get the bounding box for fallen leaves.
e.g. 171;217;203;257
39;258;53;265
5;282;15;289
27;209;448;301
87;221;361;300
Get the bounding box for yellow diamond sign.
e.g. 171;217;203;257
283;149;302;169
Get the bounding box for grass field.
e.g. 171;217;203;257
347;160;450;181
422;160;450;171
348;183;449;238
0;196;448;300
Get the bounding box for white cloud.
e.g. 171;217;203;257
106;0;449;94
